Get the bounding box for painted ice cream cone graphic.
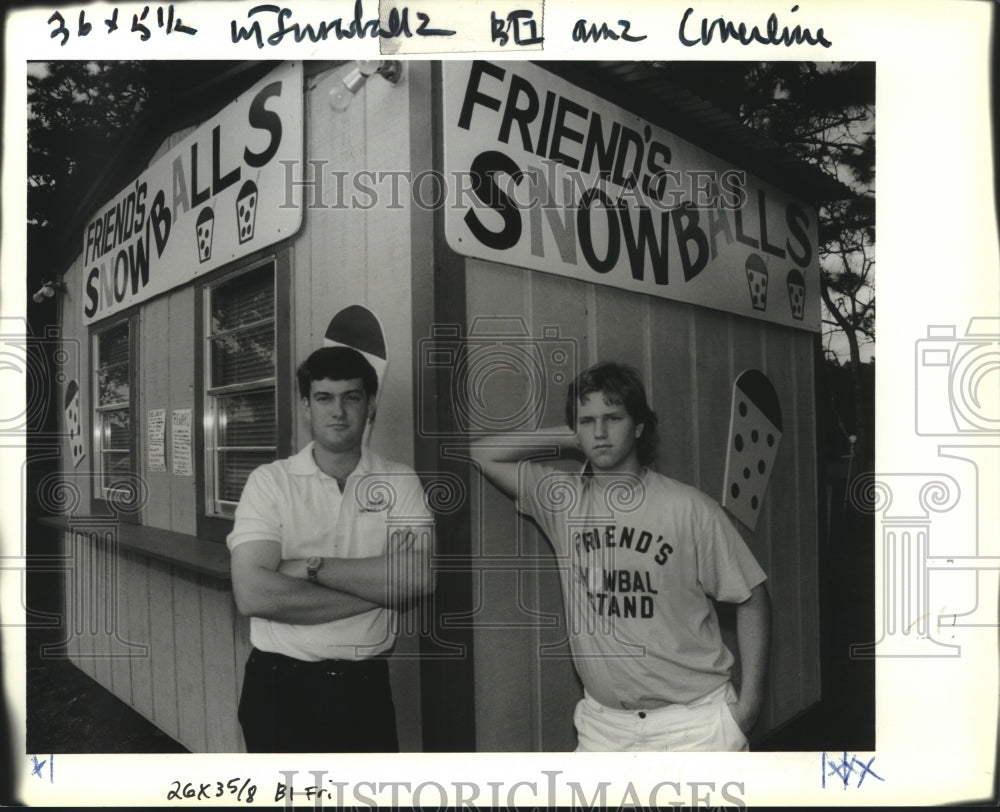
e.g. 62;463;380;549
236;180;258;244
786;268;805;321
324;305;388;447
196;206;214;262
745;254;768;311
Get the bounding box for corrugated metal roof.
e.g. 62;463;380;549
537;60;857;203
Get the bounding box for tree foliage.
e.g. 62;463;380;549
27;61;248;275
28;62;155;270
653;61;876;463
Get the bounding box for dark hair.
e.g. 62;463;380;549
565;361;659;466
297;347;378;400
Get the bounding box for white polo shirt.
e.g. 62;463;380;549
227;442;432;661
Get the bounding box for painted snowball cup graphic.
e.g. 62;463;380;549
745;254;768;311
196;206;214;262
786;268;805;320
237;180;258;244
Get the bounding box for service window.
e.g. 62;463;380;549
92;317;137;504
203;259;278;519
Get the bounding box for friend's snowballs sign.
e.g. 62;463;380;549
81;62;303;325
442;61;820;331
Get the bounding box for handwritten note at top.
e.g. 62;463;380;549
229;0;546;54
43;2;836;52
378;0;544;53
48;5;195;46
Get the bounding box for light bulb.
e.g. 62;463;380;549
357;60;383;77
328;68;367;112
328;83;355;112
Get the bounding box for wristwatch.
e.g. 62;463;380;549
306;556;323;583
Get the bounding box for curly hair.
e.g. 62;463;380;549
296;346;378;400
564;361;659;466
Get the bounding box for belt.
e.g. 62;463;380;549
584;681;732;718
249;647;389;678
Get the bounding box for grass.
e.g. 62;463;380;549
25;625;187;754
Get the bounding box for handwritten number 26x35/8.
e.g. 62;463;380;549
167;779;257;803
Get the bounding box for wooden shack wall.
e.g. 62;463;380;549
59;529;250;752
54;61;436;753
457;256;821;750
50;58;819;754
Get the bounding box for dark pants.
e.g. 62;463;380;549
237;648;399;753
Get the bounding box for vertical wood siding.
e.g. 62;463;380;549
124;550;154;721
54;67;432;753
293;62;433;752
50;62;820;754
462;257;821;749
62;531;250;752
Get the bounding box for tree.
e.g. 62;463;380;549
653;61;876;464
27;61;253;281
28;62;155;275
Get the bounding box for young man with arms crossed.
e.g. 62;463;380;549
472;361;770;751
228;346;434;752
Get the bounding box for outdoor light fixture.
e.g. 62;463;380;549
31;280;66;303
328;60;403;112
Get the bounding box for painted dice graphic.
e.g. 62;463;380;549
722;369;782;530
786;268;805;321
64;379;86;468
745;254;769;311
196;206;214;263
236;180;258;244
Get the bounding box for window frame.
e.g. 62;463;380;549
195;247;292;542
88;310;140;520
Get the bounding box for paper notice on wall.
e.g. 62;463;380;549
171;409;192;477
147;408;167;473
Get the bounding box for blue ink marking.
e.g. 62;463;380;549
30;753;54;783
822;751;883;789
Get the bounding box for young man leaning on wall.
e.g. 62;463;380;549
471;361;770;752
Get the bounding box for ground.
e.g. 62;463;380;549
25;625;187;755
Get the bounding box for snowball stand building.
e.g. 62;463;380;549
38;59;846;752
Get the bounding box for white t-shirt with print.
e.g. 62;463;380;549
517;462;766;709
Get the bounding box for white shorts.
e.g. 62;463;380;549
573;682;749;752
